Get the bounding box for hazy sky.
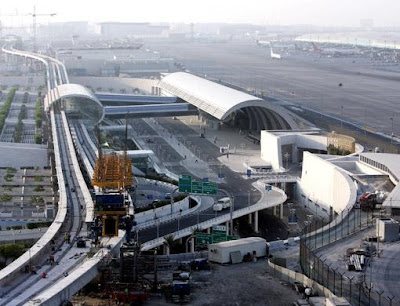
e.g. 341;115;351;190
1;0;399;27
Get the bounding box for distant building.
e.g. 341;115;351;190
100;22;169;39
38;21;92;40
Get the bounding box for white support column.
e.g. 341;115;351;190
226;221;230;234
190;237;195;253
280;203;284;220
163;244;170;255
207;227;211;234
254;211;259;233
248;212;252;224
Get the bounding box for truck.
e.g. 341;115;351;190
213;197;231;212
208;237;268;264
171;280;190;303
359;191;386;211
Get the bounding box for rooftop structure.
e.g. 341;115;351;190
45;83;104;124
158;72;297;131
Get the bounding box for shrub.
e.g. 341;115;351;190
34;185;44;192
0;194;12;201
34;134;42;144
0;89;16;133
26;221;52;229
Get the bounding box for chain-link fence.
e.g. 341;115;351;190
300;208;398;305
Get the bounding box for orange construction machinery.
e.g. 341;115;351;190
91;131;133;236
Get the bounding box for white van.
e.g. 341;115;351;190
213;197;231;212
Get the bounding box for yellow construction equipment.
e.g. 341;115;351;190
92;151;133;190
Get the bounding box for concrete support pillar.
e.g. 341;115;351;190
206;227;211;234
225;221;230;234
248;212;252;225
163;244;170;255
190;237;195;253
178;238;183;244
273;206;277;217
280;203;284;220
254;211;259;233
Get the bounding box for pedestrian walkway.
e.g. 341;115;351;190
175;116;272;175
143;117;220;181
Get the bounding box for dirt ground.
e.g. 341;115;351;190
72;259;301;306
186;259;300;306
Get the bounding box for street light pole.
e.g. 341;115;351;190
156;219;159;238
230;196;234;236
340;105;344;126
390;117;394;144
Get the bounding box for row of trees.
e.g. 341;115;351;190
0;88;16;134
35;99;42;128
327;144;351;156
14;104;26;143
34;98;43;144
22;92;29;104
0;243;26;268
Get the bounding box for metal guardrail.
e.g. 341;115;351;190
141;186;286;251
61;112;94;224
137;195;202;231
299;208;398;305
258;175;297;183
24;233;124;306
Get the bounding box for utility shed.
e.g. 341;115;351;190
208;237;267;264
376;218;399;242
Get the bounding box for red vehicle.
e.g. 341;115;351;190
359;192;378;211
111;291;148;304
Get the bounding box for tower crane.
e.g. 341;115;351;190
29;6;56;52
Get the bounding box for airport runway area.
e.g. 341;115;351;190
148;39;400;137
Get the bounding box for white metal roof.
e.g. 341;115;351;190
44;83;105;122
211;237;266;247
360;153;400;181
159;72;267;120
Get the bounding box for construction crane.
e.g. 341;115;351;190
29;6;56;52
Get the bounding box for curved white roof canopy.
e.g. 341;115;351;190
159;72;297;129
44;84;105;123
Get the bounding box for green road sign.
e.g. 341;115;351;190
191;181;203;194
178;175;218;195
213;231;227;237
196;231;238;245
195;232;212;245
212;235;227;243
203;182;218;195
179;175;192;192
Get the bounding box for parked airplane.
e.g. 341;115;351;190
255;39;270;47
270;47;281;60
312;42;362;56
